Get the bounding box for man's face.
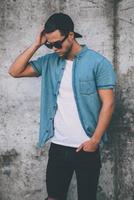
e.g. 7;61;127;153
45;30;74;58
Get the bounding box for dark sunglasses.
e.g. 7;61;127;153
44;34;69;49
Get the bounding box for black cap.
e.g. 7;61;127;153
44;13;82;38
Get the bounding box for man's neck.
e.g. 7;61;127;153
65;41;82;60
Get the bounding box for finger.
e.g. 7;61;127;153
83;144;97;152
83;144;90;151
76;144;83;152
76;141;88;152
40;27;45;35
40;18;44;26
37;25;45;36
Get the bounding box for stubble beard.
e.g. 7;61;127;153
61;43;73;59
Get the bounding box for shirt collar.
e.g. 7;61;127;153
60;44;88;61
74;44;88;58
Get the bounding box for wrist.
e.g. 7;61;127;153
32;43;41;49
91;136;100;144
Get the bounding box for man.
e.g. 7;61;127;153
9;13;116;200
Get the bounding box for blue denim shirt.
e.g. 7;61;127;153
29;45;116;148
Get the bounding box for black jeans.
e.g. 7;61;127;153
45;142;102;200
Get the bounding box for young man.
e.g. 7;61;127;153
9;13;116;200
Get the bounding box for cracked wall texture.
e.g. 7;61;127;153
0;0;134;200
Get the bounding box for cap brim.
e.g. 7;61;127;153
74;32;82;38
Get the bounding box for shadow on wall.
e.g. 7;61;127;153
0;149;19;177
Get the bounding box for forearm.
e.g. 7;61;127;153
8;43;40;76
92;102;115;143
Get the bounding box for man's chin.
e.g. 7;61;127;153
57;52;65;58
56;52;62;55
56;50;70;59
58;53;63;56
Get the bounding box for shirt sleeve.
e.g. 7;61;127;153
95;58;117;89
29;55;48;77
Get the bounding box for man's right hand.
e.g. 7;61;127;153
34;26;47;48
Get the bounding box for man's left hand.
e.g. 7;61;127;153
76;137;100;152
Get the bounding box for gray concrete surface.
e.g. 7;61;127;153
0;0;134;200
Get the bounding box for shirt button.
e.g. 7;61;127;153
46;130;48;132
58;80;60;84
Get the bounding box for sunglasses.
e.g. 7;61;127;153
44;34;69;49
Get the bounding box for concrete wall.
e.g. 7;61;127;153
0;0;134;199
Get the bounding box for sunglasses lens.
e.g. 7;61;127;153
45;35;67;49
45;43;53;49
54;42;62;49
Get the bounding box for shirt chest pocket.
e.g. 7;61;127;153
79;79;96;95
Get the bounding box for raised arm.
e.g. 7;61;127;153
8;27;46;78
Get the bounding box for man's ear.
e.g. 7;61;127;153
68;32;75;40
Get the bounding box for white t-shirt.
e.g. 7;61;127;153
50;59;90;147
